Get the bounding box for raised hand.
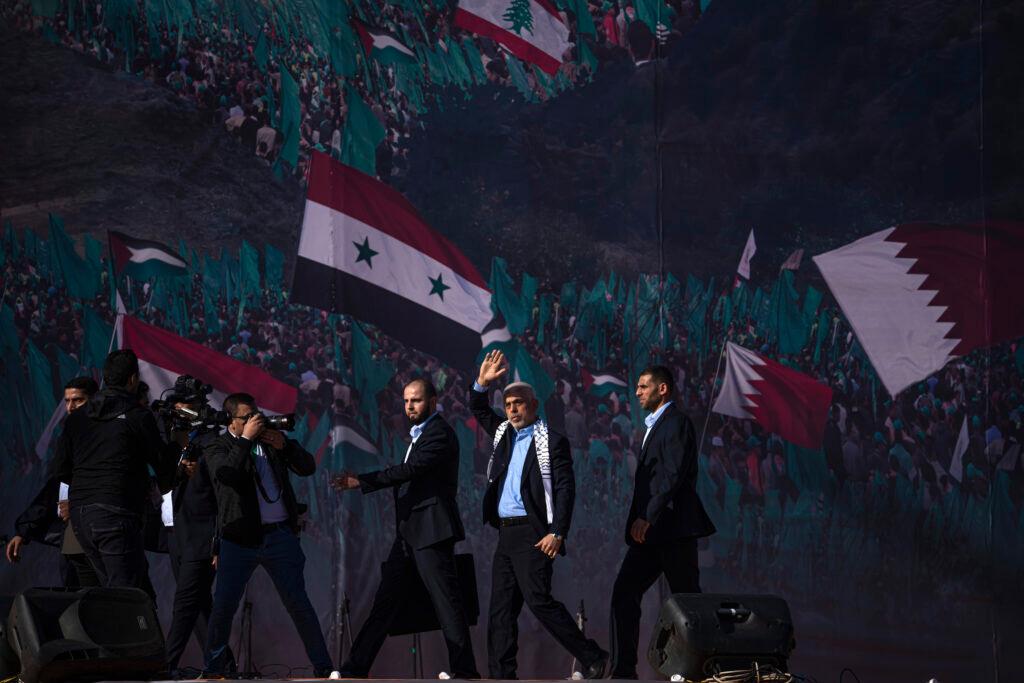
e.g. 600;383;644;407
477;349;509;387
330;471;361;491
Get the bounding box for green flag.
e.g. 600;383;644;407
351;322;395;439
48;215;100;298
240;239;261;300
341;84;386;176
26;340;55;440
264;243;284;297
81;306;114;370
488;257;536;335
279;67;302;168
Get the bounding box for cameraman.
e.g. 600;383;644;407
161;385;236;676
203;392;333;677
51;350;180;592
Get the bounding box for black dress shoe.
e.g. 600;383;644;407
582;650;609;679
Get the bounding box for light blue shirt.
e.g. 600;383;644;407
231;432;288;524
498;423;535;518
406;412;439;462
643;401;674;448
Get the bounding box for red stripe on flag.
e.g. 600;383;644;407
745;355;832;450
108;231;131;272
351;18;374;55
122;316;297;414
531;0;563;20
453;8;563;75
305;152;488;289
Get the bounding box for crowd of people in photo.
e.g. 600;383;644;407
3;222;1022;639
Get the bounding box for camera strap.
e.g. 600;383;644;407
251;444;284;505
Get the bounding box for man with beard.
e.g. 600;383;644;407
332;378;478;679
609;365;716;678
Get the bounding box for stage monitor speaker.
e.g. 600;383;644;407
647;593;795;680
386;553;479;636
6;587;166;683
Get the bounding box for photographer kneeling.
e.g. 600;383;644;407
203;393;333;677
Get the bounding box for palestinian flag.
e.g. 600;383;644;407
813;222;1024;396
581;368;628;397
291;152;495;370
118;315;297;415
109;231;187;279
332;415;380;468
455;0;572;75
712;342;832;449
353;18;417;65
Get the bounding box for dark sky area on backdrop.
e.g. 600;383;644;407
1;0;1023;681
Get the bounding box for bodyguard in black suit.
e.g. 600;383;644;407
472;350;608;679
609;365;716;678
332;378;478;678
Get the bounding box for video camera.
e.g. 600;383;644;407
151;375;230;432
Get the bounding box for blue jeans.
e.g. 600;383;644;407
205;527;332;674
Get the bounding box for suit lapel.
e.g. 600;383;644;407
641;404;674;461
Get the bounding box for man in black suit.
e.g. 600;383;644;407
332;378;478;678
163;415;235;675
471;350;608;679
204;393;333;677
609;365;716;679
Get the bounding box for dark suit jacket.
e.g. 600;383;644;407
206;432;315;548
171;431;220;561
470;387;574;554
358;414;466;550
627;403;715;545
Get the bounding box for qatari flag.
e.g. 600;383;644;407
713;342;833;449
118;315;297;414
455;0;572;75
291;152;494;369
813;222;1024;396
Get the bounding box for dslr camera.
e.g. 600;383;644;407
151;375;230;432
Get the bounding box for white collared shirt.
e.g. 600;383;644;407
642;401;674;448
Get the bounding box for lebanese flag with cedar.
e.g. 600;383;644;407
813;222;1024;396
712;342;833;449
455;0;572;75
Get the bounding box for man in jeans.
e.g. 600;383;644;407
203;392;333;677
52;351;179;591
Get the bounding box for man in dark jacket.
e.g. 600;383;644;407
203;392;333;677
52;351;179;591
164;422;234;675
472;350;608;679
609;365;716;678
332;378;479;678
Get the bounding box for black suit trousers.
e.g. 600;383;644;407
488;525;603;678
609;538;700;677
345;537;478;678
165;528;234;672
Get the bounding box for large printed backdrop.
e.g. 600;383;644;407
1;0;1023;681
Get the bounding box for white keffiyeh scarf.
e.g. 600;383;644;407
488;419;554;524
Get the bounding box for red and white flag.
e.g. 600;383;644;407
736;228;756;280
454;0;572;75
813;222;1024;397
290;152;495;369
117;315;297;414
712;342;833;449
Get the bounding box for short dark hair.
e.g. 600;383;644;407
223;392;256;416
65;376;99;396
103;349;139;388
405;377;437;400
640;365;675;394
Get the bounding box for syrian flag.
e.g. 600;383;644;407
352;18;416;65
118;315;297;415
108;231;187;279
813;222;1024;397
712;342;833;449
581;368;628;397
736;228;756;280
455;0;572;75
291;152;496;370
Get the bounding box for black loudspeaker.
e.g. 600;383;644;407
7;587;166;683
386;554;480;636
647;593;795;680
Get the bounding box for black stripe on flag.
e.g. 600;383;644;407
292;256;483;370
